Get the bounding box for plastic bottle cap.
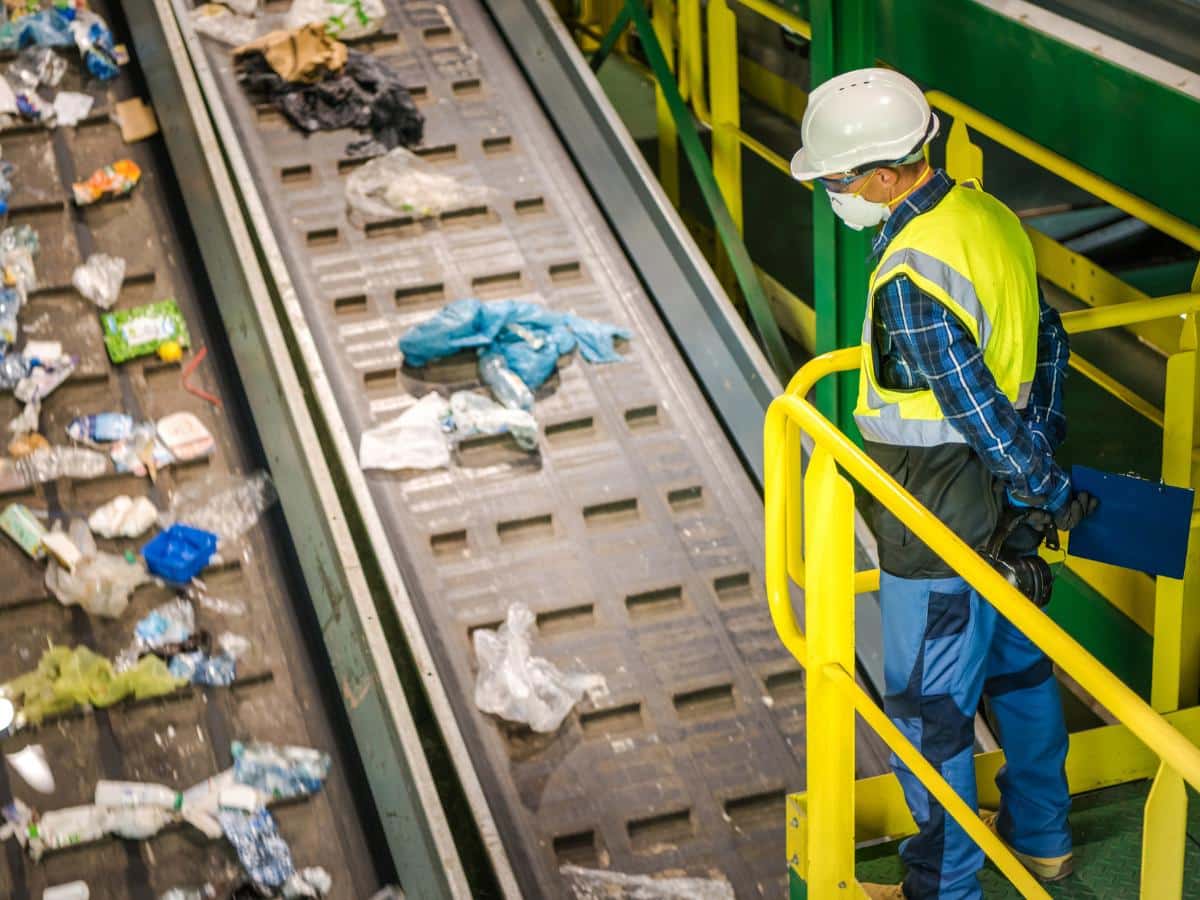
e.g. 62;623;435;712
157;340;183;363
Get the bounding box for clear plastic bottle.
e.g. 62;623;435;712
478;352;533;411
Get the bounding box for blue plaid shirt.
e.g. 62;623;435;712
869;170;1071;509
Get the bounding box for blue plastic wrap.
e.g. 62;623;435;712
232;741;331;801
398;298;630;391
217;808;294;888
168;651;236;686
0;8;119;81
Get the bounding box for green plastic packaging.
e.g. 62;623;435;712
101;298;191;363
3;645;185;724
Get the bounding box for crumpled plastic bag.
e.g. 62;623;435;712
359;393;450;471
445;390;537;450
398;298;631;392
284;0;385;41
473;603;605;733
72;253;126;309
345;147;495;221
2;645;184;725
560;865;736;900
189;4;260;46
44;518;149;618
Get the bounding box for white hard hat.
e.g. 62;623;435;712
790;67;939;181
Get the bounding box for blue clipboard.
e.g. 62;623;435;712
1066;465;1193;579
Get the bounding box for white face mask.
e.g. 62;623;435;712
828;190;891;230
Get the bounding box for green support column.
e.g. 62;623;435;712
810;0;873;437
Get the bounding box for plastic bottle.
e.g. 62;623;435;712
94;779;182;810
479;352;533;411
66;412;134;443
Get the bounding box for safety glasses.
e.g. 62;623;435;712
818;169;876;194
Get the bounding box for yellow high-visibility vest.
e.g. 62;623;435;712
853;181;1040;447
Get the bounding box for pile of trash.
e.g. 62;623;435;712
359;299;631;471
233;22;423;156
0;5;120;81
2;740;336;895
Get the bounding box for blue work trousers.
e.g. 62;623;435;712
880;572;1071;900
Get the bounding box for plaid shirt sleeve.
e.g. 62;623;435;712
1025;288;1069;454
874;275;1071;508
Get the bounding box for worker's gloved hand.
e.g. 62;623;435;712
1049;490;1099;531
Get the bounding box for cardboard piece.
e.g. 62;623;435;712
114;98;159;143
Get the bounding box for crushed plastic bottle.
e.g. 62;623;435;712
193;592;247;617
11;446;108;487
160;470;277;545
158;887;215;900
232;741;331;801
479;352;534;411
134;598;195;650
217;808;295;889
168;651;236;686
7;46;66;90
67;412;135;444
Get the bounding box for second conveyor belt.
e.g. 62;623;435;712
174;0;889;895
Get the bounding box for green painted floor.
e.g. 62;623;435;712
855;781;1200;897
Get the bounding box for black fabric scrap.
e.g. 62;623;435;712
235;49;423;151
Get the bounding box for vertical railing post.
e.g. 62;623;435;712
707;0;742;235
651;0;680;206
1141;762;1186;898
1152;314;1197;712
804;446;857;895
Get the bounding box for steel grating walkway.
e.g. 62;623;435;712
191;0;887;894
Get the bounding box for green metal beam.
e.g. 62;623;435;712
597;0;795;380
774;0;1200;228
809;0;873;436
589;4;631;73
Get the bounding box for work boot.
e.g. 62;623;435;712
980;810;1074;881
860;884;905;899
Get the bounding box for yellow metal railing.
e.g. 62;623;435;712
766;294;1200;898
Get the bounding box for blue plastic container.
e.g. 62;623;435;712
142;524;218;584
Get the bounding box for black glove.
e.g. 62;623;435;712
1050;491;1099;531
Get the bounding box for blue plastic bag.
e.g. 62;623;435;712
398;298;630;392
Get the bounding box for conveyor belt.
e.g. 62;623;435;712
186;0;889;895
0;6;388;897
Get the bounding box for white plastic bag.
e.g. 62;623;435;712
284;0;385;40
345;148;496;222
473;603;605;733
71;254;125;309
189;4;260;45
88;495;158;539
359;393;450;471
560;865;736;900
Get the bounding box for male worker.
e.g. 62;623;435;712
789;68;1096;899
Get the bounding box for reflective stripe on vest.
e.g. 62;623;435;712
853;182;1039;448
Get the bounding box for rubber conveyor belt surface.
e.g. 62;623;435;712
195;0;885;895
0;1;385;894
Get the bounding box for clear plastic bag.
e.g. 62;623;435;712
284;0;385;41
560;865;736;900
473;603;605;733
7;47;66;90
188;4;260;46
71;253;125;309
160;470;276;544
345;147;495;222
45;543;149;618
446;390;537;450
